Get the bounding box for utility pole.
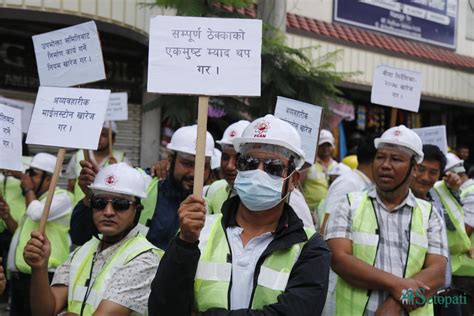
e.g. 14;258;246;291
257;0;287;37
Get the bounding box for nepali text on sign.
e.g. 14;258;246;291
413;125;448;154
0;96;33;133
105;92;128;121
0;104;22;171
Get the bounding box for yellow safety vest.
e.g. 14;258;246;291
204;179;230;215
0;175;26;233
302;161;336;210
194;214;315;312
139;177;159;229
434;181;473;276
67;233;162;315
72;150;126;204
334;192;433;316
15;188;73;274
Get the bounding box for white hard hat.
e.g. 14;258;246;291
167;125;215;157
445;153;465;173
329;162;351;176
217;120;250;146
30;153;57;174
88;162;147;198
103;121;118;135
374;125;424;163
319;129;335;147
211;148;222;170
232;114;306;169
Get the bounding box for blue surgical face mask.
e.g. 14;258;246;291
234;169;292;212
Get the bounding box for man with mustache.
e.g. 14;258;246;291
325;125;448;315
69;125;214;250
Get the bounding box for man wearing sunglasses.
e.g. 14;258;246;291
69;124;214;251
24;162;160;316
6;153;73;316
149;115;330;315
205;120;314;228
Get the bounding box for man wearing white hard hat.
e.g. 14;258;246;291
24;163;161;316
205;120;314;228
70;125;214;251
149;115;330;315
65;121;130;204
302;129;338;211
6;153;73;316
326;125;448;315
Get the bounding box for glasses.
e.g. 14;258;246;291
90;196;135;212
237;155;289;177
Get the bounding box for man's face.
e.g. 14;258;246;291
97;128;112;151
172;152;211;192
318;143;333;159
457;148;470;161
373;145;413;192
92;193;136;237
220;145;238;187
411;160;441;198
26;168;50;194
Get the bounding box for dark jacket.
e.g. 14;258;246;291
69;178;185;250
148;196;331;316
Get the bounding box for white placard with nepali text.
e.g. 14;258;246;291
371;65;422;112
274;97;323;164
0;96;33;133
26;87;110;149
148;16;262;96
0;104;23;171
413;125;448;154
32;21;105;87
105;92;128;121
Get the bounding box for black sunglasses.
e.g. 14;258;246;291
236;155;289;177
25;168;40;177
90;196;135;212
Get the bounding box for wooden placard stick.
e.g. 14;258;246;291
193;96;209;198
390;108;398;127
38;147;66;234
108;121;116;164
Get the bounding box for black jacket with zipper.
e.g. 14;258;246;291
148;196;331;316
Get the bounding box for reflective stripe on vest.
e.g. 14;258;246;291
194;214;315;312
434;181;471;259
335;192;433;316
68;234;161;315
136;177;159;236
15;189;72;273
205;180;230;215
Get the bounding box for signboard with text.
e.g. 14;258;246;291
26;86;110;149
32;21;106;87
105;92;128;121
413;125;448;154
334;0;458;48
274;96;323;164
371;64;422;112
0;96;33;133
0;104;22;171
147;16;262;96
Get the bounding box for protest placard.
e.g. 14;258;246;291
0;104;22;171
0;96;33;133
32;21;105;87
105;92;128;121
148;15;262;96
371;64;422;113
413;125;448;154
274;97;323;164
26;86;110;149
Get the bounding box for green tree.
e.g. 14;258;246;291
145;0;351;126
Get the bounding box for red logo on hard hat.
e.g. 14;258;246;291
229;130;237;138
393;130;401;137
254;120;270;138
105;174;117;186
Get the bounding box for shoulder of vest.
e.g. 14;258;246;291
124;234;162;263
206;180;228;196
347;191;369;204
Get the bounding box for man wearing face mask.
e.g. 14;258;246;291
205;120;314;228
69;125;214;250
149;114;331;315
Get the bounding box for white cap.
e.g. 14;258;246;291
319;129;335;146
232;114;306;169
217;120;250;146
329;162;351;176
29;153;57;174
211;148;222;170
445;153;465;173
89;162;147;198
167;125;215;157
374;125;424;163
103;121;118;135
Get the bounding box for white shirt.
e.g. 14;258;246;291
288;189;314;228
227;226;274;310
